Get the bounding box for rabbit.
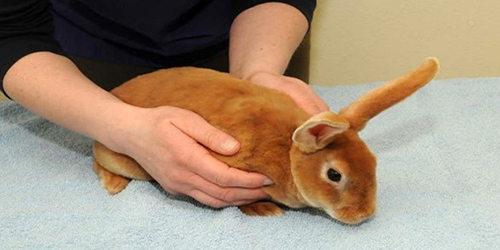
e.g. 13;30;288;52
92;57;439;224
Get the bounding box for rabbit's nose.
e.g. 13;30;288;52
333;205;376;224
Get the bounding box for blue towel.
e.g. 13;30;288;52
1;78;499;249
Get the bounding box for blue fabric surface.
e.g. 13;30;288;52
1;77;499;249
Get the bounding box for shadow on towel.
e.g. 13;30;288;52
364;115;438;155
0;102;93;157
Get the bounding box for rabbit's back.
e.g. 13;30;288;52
112;67;310;176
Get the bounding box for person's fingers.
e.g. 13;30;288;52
277;80;321;114
159;121;273;188
187;189;262;208
187;189;231;208
169;108;240;155
302;85;329;112
183;174;270;202
284;76;330;113
250;73;328;114
304;88;329;112
157;166;268;207
288;90;320;114
187;149;274;188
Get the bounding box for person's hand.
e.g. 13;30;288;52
247;71;330;114
115;106;273;208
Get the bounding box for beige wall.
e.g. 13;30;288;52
310;0;500;85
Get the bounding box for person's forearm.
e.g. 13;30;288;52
3;52;140;153
229;2;309;79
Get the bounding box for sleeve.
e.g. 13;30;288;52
0;0;65;98
233;0;317;26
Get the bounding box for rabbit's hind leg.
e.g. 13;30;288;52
93;159;130;195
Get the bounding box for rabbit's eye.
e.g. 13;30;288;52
327;169;342;182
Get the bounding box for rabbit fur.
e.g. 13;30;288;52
92;58;439;224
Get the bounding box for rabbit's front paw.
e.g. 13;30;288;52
239;202;284;216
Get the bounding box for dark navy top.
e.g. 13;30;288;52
0;0;316;95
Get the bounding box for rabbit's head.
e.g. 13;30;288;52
289;58;439;224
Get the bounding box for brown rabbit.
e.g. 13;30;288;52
93;58;439;224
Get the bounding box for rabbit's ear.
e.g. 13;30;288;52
293;112;350;153
340;57;439;131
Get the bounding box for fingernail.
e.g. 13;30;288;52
263;178;274;186
220;139;238;152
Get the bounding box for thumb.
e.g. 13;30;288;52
170;109;240;155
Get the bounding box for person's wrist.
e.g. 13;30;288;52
96;102;149;156
237;70;283;91
245;70;277;81
230;60;284;81
244;70;285;90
